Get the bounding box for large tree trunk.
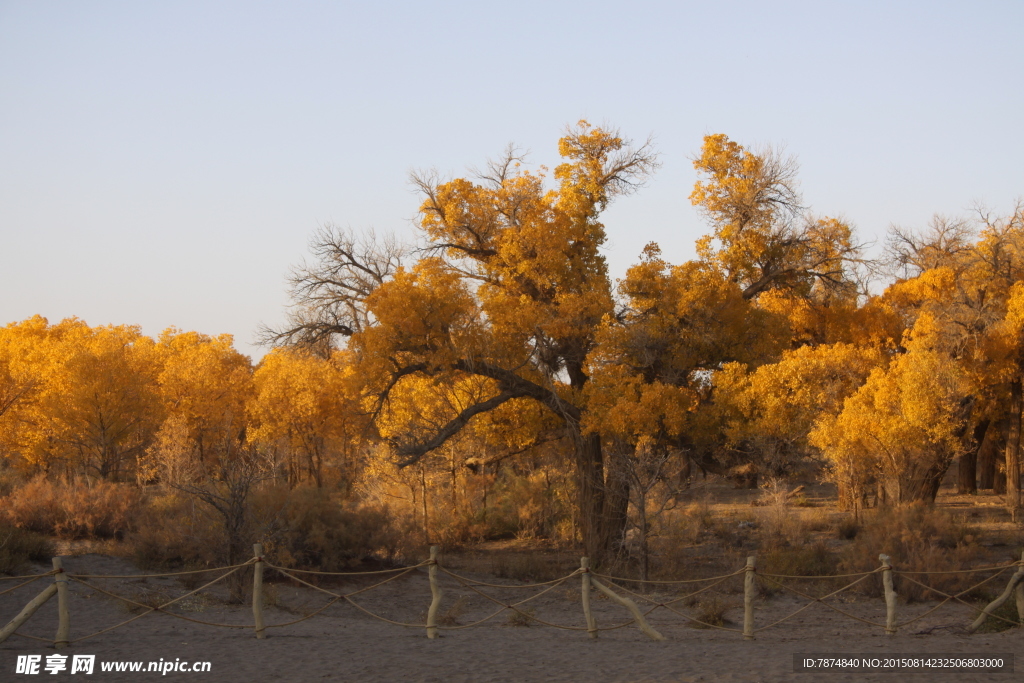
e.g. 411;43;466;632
602;447;630;554
575;432;608;561
978;419;1004;490
958;419;989;494
899;456;953;504
573;432;631;562
1007;379;1022;512
994;419;1009;494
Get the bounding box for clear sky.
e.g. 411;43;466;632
2;1;1021;360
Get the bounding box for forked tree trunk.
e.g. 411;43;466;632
899;456;953;504
574;432;630;562
958;419;990;495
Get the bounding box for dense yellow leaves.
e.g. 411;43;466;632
250;348;366;487
0;318;367;489
156;329;252;456
717;343;883;447
0;318;163;478
583;365;696;442
810;342;968;504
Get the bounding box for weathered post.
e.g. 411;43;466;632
252;543;265;639
426;546;442;639
588;577;665;641
970;550;1024;632
743;555;756;640
879;554;897;635
580;557;597;639
0;584;57;645
53;557;70;648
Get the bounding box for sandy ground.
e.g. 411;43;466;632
2;553;1021;683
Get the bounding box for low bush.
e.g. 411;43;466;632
127;491;224;570
3;477;142;540
757;540;839;598
0;524;52;574
837;503;988;602
253;484;408;571
760;540;838;577
489;552;568;583
690;595;733;628
506;606;536;627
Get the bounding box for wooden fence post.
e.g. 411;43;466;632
879;554;896;635
426;546;442;639
0;584;57;645
580;557;597;639
588;577;665;641
53;557;70;648
743;555;756;640
969;550;1024;632
252;543;265;639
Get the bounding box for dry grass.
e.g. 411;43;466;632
689;595;733;628
127;492;223;570
837;503;990;602
0;524;52;574
505;606;536;627
490;552;569;583
253;485;409;571
437;595;469;626
3;477;142;540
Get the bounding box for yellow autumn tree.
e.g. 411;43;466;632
587;134;862;489
810;329;969;507
144;329;253;485
250;348;367;488
275;122;658;558
714;343;884;496
0;318;163;480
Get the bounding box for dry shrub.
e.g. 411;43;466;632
457;469;573;543
253;485;407;571
127;492;223;570
760;540;838;577
0;524;52;574
506;606;536;627
3;477;142;539
490;552;567;583
837;503;987;602
690;595;732;628
800;509;833;533
755;479;801;544
130;484;411;574
757;540;839;598
835;516;860;540
437;595;469;626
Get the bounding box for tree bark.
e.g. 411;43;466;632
1007;379;1022;512
602;447;630;554
575;432;607;561
900;456;953;504
979;419;1004;490
958;419;989;495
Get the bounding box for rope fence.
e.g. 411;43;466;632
2;545;1022;647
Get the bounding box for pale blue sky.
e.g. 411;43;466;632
2;1;1021;359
